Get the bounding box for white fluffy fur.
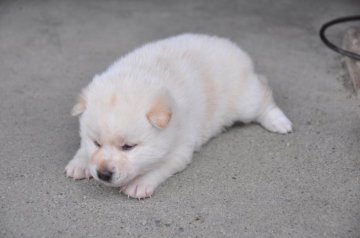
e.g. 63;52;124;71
65;34;292;198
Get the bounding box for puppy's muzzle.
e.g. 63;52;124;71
97;169;113;182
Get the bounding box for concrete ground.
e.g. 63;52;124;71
1;0;359;237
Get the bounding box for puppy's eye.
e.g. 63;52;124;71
94;140;101;147
121;144;136;151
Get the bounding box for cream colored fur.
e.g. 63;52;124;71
65;34;292;198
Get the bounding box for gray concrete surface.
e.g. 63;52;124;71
1;0;360;237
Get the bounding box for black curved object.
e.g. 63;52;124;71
319;15;360;61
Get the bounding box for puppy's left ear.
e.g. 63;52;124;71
146;90;173;129
71;89;87;116
72;75;100;116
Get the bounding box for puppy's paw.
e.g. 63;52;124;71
121;178;157;199
64;158;92;180
258;107;292;134
264;114;292;134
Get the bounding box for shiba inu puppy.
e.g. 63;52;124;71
65;34;292;198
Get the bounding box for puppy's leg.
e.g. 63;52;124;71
235;74;292;134
122;146;193;199
255;75;292;134
65;143;92;180
257;103;292;134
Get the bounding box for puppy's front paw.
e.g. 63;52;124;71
121;178;157;199
65;158;92;180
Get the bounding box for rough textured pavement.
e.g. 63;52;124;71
1;0;360;237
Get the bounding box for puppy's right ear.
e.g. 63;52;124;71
71;90;87;116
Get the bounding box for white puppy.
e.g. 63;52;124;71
65;34;292;198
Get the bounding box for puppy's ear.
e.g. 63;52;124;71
146;91;172;129
71;90;87;116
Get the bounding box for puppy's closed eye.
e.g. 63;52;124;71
93;139;136;151
94;140;101;148
121;144;137;151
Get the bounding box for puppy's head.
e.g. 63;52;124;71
72;76;176;187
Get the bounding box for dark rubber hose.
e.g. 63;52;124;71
320;15;360;61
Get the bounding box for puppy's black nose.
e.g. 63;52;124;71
97;170;113;182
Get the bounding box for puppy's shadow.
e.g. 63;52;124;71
222;121;253;134
227;121;246;130
196;121;249;150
